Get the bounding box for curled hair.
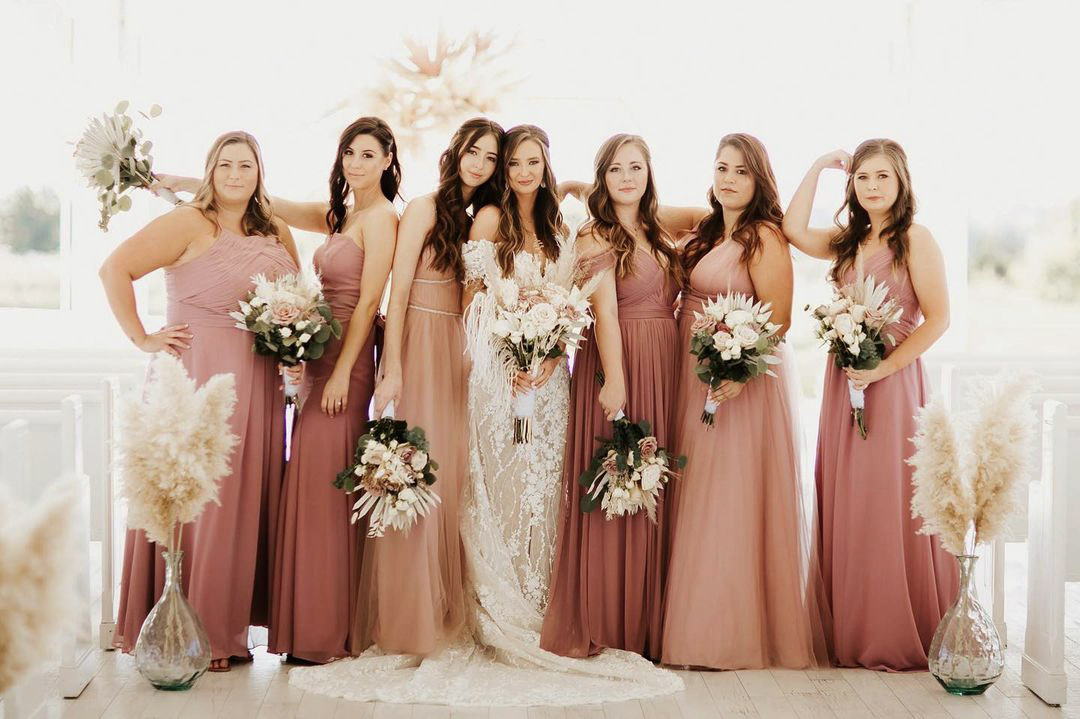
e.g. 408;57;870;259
585;133;685;288
425;117;505;279
682;133;784;273
495;124;566;275
829;138;915;281
188;131;277;237
326;116;402;234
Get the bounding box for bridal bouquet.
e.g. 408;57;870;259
689;292;782;426
579;414;685;522
333;415;440;538
490;279;596;442
72;101;178;231
230;271;342;396
808;275;904;438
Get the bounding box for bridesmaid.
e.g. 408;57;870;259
266;117;400;662
783;139;957;671
661;133;830;670
100;131;300;670
540;134;683;660
356;117;504;655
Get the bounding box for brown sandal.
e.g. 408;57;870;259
208;658;230;672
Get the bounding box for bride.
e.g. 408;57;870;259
287;125;681;706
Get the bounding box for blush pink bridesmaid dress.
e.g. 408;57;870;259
348;247;468;656
815;246;959;671
541;246;679;661
661;238;831;670
268;232;376;663
114;229;297;661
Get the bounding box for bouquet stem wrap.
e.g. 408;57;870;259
512;385;537;444
847;379;867;439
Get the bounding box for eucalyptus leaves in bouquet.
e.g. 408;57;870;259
73;100;178;231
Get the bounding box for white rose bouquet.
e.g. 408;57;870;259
688;292;782;426
230;271;342;397
489;278;596;443
579;414;685;522
334;416;440;538
72;100;179;231
808;275;904;438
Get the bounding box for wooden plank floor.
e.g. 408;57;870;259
43;544;1080;718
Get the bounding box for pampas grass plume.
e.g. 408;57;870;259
968;374;1036;545
0;480;79;693
908;395;972;555
118;354;238;546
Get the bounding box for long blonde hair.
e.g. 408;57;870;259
188;131;278;237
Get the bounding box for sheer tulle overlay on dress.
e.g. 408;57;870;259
661;240;831;670
541;247;679;660
268;233;374;663
350;248;468;656
816;247;958;671
113;230;297;659
287;235;682;705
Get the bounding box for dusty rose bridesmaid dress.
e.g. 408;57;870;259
661;239;831;670
268;233;375;662
816;246;959;671
541;246;679;661
113;229;297;660
349;247;468;656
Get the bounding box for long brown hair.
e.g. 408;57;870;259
425;118;505;279
585;133;685;288
325;117;402;234
495;124;566;275
829;138;915;281
188;131;277;237
682;133;783;273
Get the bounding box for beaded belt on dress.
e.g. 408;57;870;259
407;304;461;317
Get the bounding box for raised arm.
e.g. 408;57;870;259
269;197;333;234
782;150;850;260
98;206;205;354
372;195;435;416
747;226;795;337
462;205;501;313
320;206;399;417
556;180;590;203
658;205;709;236
847;225;949;391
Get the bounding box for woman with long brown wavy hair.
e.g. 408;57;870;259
662;133;831;669
784;139;957;671
355;116;504;656
263;116;400;664
540;134;683;660
102;131;300;670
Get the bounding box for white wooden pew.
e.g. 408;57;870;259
0;395;97;718
1022;400;1080;706
928;356;1080;644
0;376;131;651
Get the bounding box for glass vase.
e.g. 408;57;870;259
928;554;1004;695
133;549;211;690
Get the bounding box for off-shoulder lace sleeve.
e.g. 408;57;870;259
462;239;494;284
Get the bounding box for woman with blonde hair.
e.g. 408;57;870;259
784;139;957;671
101;131;299;670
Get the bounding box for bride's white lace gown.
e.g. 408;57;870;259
287;229;682;706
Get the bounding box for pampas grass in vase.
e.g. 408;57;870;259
909;373;1035;696
0;481;79;693
117;353;237;690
